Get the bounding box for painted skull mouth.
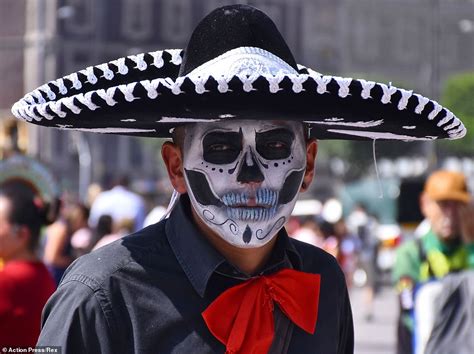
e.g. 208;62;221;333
221;189;278;208
221;188;278;221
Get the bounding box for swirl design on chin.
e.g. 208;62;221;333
202;209;239;235
255;216;286;240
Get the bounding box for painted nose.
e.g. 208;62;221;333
237;151;264;184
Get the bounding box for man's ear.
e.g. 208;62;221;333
161;142;187;194
300;139;318;193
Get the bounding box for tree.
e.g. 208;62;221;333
439;72;474;155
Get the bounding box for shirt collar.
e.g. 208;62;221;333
166;195;302;297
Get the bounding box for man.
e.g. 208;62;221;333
11;4;465;354
89;175;146;232
393;170;474;354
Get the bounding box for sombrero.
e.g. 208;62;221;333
11;5;466;141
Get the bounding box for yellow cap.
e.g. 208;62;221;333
424;170;470;204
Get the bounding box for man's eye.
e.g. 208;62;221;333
209;144;232;152
267;141;287;149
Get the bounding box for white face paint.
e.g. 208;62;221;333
182;120;307;248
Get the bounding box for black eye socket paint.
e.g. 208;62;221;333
203;130;242;164
184;169;222;206
256;128;294;160
278;169;305;204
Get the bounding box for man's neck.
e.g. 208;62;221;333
191;206;277;275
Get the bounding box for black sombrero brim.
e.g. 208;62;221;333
11;48;465;141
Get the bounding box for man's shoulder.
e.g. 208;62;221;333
61;221;169;290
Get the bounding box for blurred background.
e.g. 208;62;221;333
1;0;473;353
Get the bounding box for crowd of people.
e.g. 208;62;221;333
1;158;473;352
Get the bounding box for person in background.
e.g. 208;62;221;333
393;170;474;354
43;198;75;286
70;203;93;257
0;186;56;346
92;218;134;250
90;214;113;249
291;215;324;248
88;175;146;232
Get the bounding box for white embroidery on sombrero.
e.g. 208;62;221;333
118;83;138;102
160;117;220;123
169;49;183;65
335;77;352;98
215;75;230;93
290;75;308;93
150;51;164;68
437;110;454;127
162;77;185;95
61;97;82;114
314;75;332;94
112;58;129;75
428;102;443;120
380;84;398;104
121;119;136;122
40;84;56;100
65;73;82;90
97;64;114;80
75;127;157;133
327;129;436;141
305;67;322;76
56;124;73;128
397;89;413;110
129;53;148;71
267;75;284;93
359;79;376;99
24;95;35;105
414;94;430;114
81;66;98;84
186;47;297;80
32;90;46;104
14;106;30;122
49;101;67;118
403;126;416;130
325;118;344;122
36;104;55;120
449;124;466;138
97;88;118;106
26;106;42;121
51;78;68;95
219;114;235;118
76;92;100;111
188;75;209;94
444;120;461;131
238;72;259;92
140;79;160;99
304;119;383;128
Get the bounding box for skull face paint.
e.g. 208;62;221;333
182;120;307;248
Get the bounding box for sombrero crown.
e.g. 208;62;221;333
11;5;466;141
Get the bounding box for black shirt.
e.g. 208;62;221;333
38;196;354;353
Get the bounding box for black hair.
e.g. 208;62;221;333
0;184;57;252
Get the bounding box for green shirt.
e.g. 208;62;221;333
393;230;474;285
392;229;474;331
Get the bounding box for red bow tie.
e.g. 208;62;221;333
202;268;321;354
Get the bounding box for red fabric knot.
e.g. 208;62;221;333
202;268;321;354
